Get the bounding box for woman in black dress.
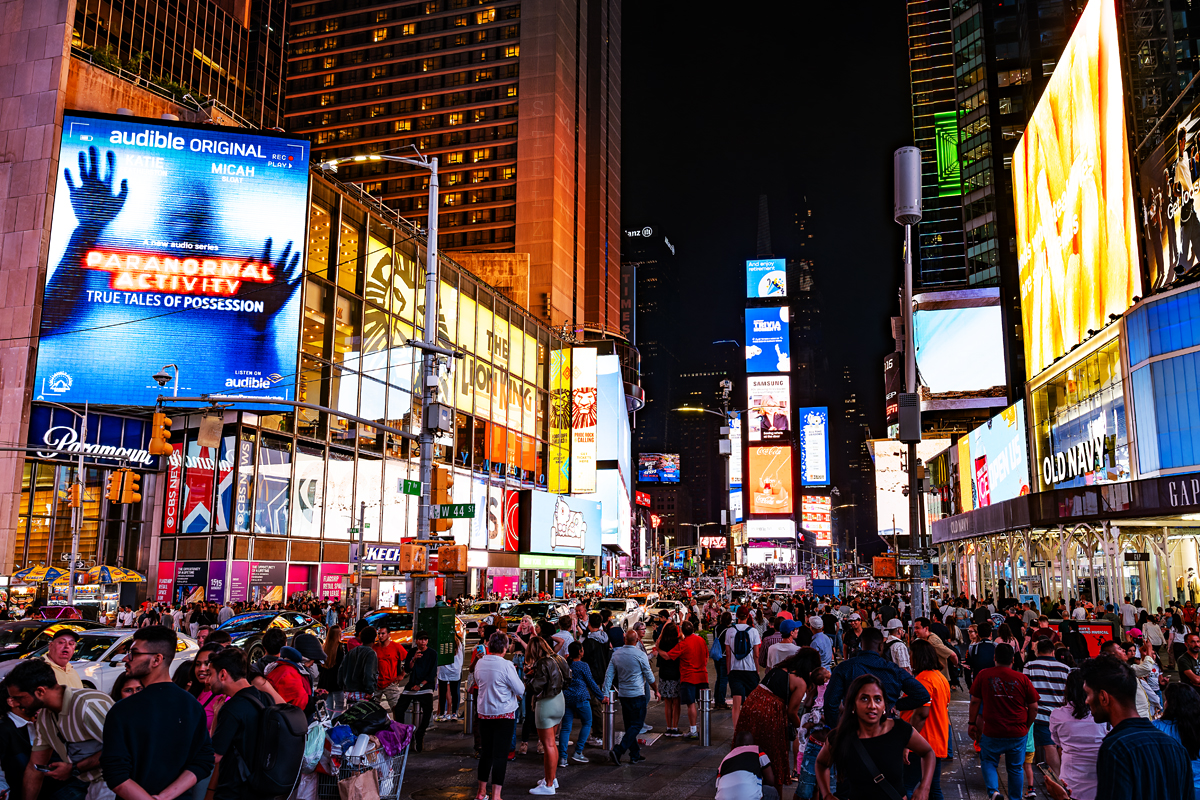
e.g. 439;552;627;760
815;674;936;800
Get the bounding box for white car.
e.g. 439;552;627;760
22;629;199;694
647;599;688;621
594;598;642;630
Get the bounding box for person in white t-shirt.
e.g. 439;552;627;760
715;732;776;800
1119;597;1139;629
723;606;762;728
767;620;801;667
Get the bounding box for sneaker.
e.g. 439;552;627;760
588;737;604;746
537;742;545;755
609;748;621;765
529;781;556;796
558;759;568;769
571;752;589;763
685;731;699;740
518;742;528;755
629;753;646;763
640;724;653;733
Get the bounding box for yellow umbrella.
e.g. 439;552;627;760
12;565;67;583
85;565;145;583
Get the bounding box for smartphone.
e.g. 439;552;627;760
1036;762;1059;785
33;765;51;774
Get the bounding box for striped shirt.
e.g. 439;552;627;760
31;687;113;783
1023;657;1071;723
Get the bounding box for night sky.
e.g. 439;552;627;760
622;4;912;435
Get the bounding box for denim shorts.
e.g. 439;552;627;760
1033;719;1054;748
728;669;760;698
679;682;705;706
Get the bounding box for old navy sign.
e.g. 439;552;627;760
1042;435;1105;486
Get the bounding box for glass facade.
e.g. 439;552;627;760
1029;337;1129;492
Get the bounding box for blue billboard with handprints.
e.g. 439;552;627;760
745;307;790;373
34;111;309;408
746;258;787;299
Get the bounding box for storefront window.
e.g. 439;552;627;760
333;295;362;367
293;444;325;539
307;196;333;278
298;357;326;438
330;364;359;441
303;279;330;359
324;450;355;540
254;437;292;536
357;453;383;541
338;204;364;293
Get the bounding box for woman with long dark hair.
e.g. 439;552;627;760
1170;613;1190;669
1152;683;1200;800
713;610;733;710
1046;669;1107;800
900;640;950;799
734;647;826;800
816;673;936;800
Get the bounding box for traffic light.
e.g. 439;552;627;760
67;484;82;508
430;466;452;532
148;412;173;456
105;471;122;503
119;469;141;504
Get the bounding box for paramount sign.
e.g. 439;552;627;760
37;425;155;465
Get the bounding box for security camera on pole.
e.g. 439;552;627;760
894;147;929;622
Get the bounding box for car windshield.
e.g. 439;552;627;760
651;601;676;610
509;604;553;618
0;624;40;650
217;614;278;632
28;635;121;663
364;612;413;630
466;604;496;615
596;600;627;611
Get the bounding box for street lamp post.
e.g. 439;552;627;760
38;401;88;605
674;392;742;579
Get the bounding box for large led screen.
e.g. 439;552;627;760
913;293;1006;396
965;400;1031;509
798;406;830;486
638;453;679;483
746;519;795;539
871;438;951;541
1013;0;1141;378
34;112;308;407
748;375;791;442
748;445;793;515
802;495;832;548
746;258;787;299
1139;103;1200;292
518;490;601;556
745;307;790;373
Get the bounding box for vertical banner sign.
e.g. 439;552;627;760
155;562;176;602
164;444;181;534
570;347;598;493
235;437;254;531
206;561;226;602
228;561;249;603
548;350;571;494
798;407;830;486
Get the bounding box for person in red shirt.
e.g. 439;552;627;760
657;621;710;740
267;646;313;710
372;623;408;711
968;643;1039;800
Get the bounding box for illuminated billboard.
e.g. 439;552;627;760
729;415;743;486
934;110;961;197
964;401;1031;509
570;347;598;493
1139;100;1200;292
745;307;790;373
518;490;601;556
802;495;832;548
746;258;787;299
870;438;951;541
548;350;571;493
638;453;679;483
913;290;1006;397
34;111;309;407
748;375;791;442
746;519;795;539
798;406;829;486
748;445;793;515
1013;0;1141;378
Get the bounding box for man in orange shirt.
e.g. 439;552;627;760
657;621;710;741
901;638;950;800
372;623;408;711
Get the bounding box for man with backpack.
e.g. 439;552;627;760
339;626;379;703
207;648;306;800
723;605;761;728
101;626;214;800
582;614;612;747
883;619;912;672
393;631;438;751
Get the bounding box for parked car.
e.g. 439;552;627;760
342;610;466;648
627;593;660;620
502;602;572;633
0;619;107;663
459;601;505;639
0;628;198;690
594;597;642;630
215;611;327;663
646;599;688;622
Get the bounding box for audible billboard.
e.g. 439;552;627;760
35;111;309;407
1013;0;1141;378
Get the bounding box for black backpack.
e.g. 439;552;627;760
236;693;308;798
732;625;754;661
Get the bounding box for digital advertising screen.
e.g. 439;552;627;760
637;453;680;483
729;415;743;487
748;375;791;442
870;438;951;541
1139;99;1200;292
518;490;601;556
1013;0;1141;378
570;347;598;494
798;406;830;486
745;307;790;373
746;519;795;539
748;445;793;515
746;258;787;299
965;400;1031;509
913;293;1006;397
34;111;309;408
802;495;832;548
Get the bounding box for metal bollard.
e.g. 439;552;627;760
603;690;617;750
699;687;711;747
464;687;476;735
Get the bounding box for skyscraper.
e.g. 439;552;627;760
283;0;622;334
907;0;967;288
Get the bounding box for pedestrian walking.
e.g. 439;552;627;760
205;647;274;800
372;623;408;712
525;636;569;795
437;631;465;721
394;631;437;751
1046;669;1108;800
474;632;525;800
815;674;937;800
338;626;379;703
715;731;777;800
1023;638;1071;776
602;628;658;766
968;643;1039;800
42;628;84;689
723;605;762;728
657;621;710;739
900;639;951;800
558;642;602;766
1150;683;1200;800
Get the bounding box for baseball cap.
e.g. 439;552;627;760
293;633;326;664
49;627;80;641
780;620;801;637
808;616;823;630
886;618;904;631
848;613;862;621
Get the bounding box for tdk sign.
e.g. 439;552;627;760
364;546;404;563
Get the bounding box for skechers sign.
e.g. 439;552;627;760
362;546;408;563
34;111;309;408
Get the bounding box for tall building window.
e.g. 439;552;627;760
374;28;389;43
403;23;417;36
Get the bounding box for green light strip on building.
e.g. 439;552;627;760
934;110;961;197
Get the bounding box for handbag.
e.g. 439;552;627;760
337;770;380;800
333;700;391;736
850;737;905;800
